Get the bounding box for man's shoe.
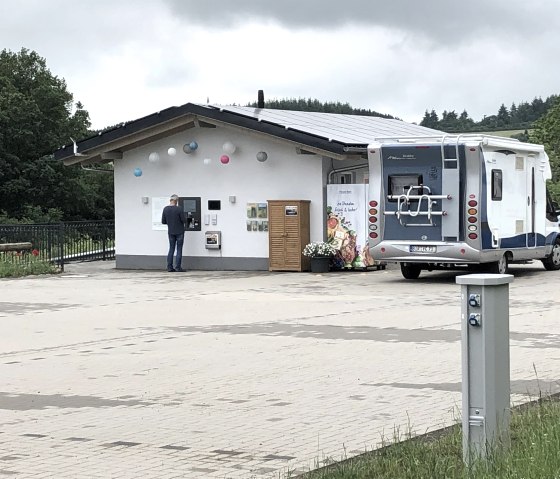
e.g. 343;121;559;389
175;267;186;272
167;268;176;272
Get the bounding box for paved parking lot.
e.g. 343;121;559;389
1;261;560;478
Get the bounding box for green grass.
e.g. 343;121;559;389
0;257;59;278
479;129;533;138
299;396;560;479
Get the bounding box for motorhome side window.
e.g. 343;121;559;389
491;169;503;201
388;174;423;200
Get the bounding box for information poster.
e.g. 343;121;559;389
326;184;374;268
152;197;169;230
246;202;268;232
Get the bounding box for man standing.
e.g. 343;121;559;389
161;194;185;272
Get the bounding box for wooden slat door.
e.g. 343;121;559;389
284;213;302;270
268;200;310;271
268;203;287;270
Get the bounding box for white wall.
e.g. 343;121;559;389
114;124;325;261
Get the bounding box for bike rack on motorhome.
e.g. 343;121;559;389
367;135;560;279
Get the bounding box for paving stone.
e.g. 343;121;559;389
0;262;558;477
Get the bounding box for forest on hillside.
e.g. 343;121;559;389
246;97;396;119
420;95;558;134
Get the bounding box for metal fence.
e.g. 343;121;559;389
0;220;115;271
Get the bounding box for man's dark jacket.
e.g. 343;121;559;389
162;205;185;235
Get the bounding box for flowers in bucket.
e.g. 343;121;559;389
302;241;336;258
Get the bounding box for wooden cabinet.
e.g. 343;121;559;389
268;200;310;272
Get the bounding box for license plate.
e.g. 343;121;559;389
410;245;436;253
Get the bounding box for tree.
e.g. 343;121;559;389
420;109;440;129
458;110;474;130
497;104;510;126
531;97;560;201
0;48;113;221
510;102;518;124
439;110;460;131
429;109;439;126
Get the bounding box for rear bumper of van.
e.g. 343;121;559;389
370;241;490;264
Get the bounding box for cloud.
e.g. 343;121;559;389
162;0;555;44
1;0;559;130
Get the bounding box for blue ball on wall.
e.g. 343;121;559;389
133;167;143;177
189;141;198;151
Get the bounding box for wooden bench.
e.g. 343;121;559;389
0;242;33;252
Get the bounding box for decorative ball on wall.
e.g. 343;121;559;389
183;143;192;154
256;151;268;162
148;152;160;163
167;147;177;156
133;167;143;177
203;158;212;165
222;141;236;154
220;155;230;164
189;141;198;151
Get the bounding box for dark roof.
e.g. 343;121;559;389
54;102;442;162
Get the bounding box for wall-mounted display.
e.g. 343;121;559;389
208;200;221;210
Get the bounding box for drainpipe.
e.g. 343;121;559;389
327;163;368;184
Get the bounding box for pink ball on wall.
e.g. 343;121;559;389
220;155;230;164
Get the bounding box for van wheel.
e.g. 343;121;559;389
400;263;421;279
488;254;509;274
542;238;560;271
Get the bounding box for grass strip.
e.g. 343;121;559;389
0;259;59;278
300;394;560;479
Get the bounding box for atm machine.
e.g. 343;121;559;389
178;197;201;231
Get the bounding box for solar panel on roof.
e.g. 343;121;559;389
207;105;442;145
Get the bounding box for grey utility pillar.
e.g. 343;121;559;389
456;273;513;465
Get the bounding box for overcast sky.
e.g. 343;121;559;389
1;0;559;129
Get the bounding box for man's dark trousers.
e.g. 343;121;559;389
167;233;184;271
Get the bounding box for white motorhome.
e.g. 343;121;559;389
366;135;560;279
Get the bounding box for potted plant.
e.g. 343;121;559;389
302;241;336;273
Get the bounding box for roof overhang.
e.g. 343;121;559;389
54;103;361;166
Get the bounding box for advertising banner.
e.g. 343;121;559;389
326;184;374;268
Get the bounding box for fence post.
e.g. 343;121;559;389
58;223;65;272
102;220;107;261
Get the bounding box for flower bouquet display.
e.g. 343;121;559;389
302;241;336;273
302;241;336;258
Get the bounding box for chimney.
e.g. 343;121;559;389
257;90;265;109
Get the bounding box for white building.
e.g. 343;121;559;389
55;102;440;270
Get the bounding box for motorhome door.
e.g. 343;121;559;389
527;162;537;247
381;145;460;242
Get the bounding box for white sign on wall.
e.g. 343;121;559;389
152;197;169;231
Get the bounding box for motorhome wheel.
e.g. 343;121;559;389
542;238;560;271
400;263;421;280
488;254;509;275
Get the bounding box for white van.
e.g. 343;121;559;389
367;135;560;279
